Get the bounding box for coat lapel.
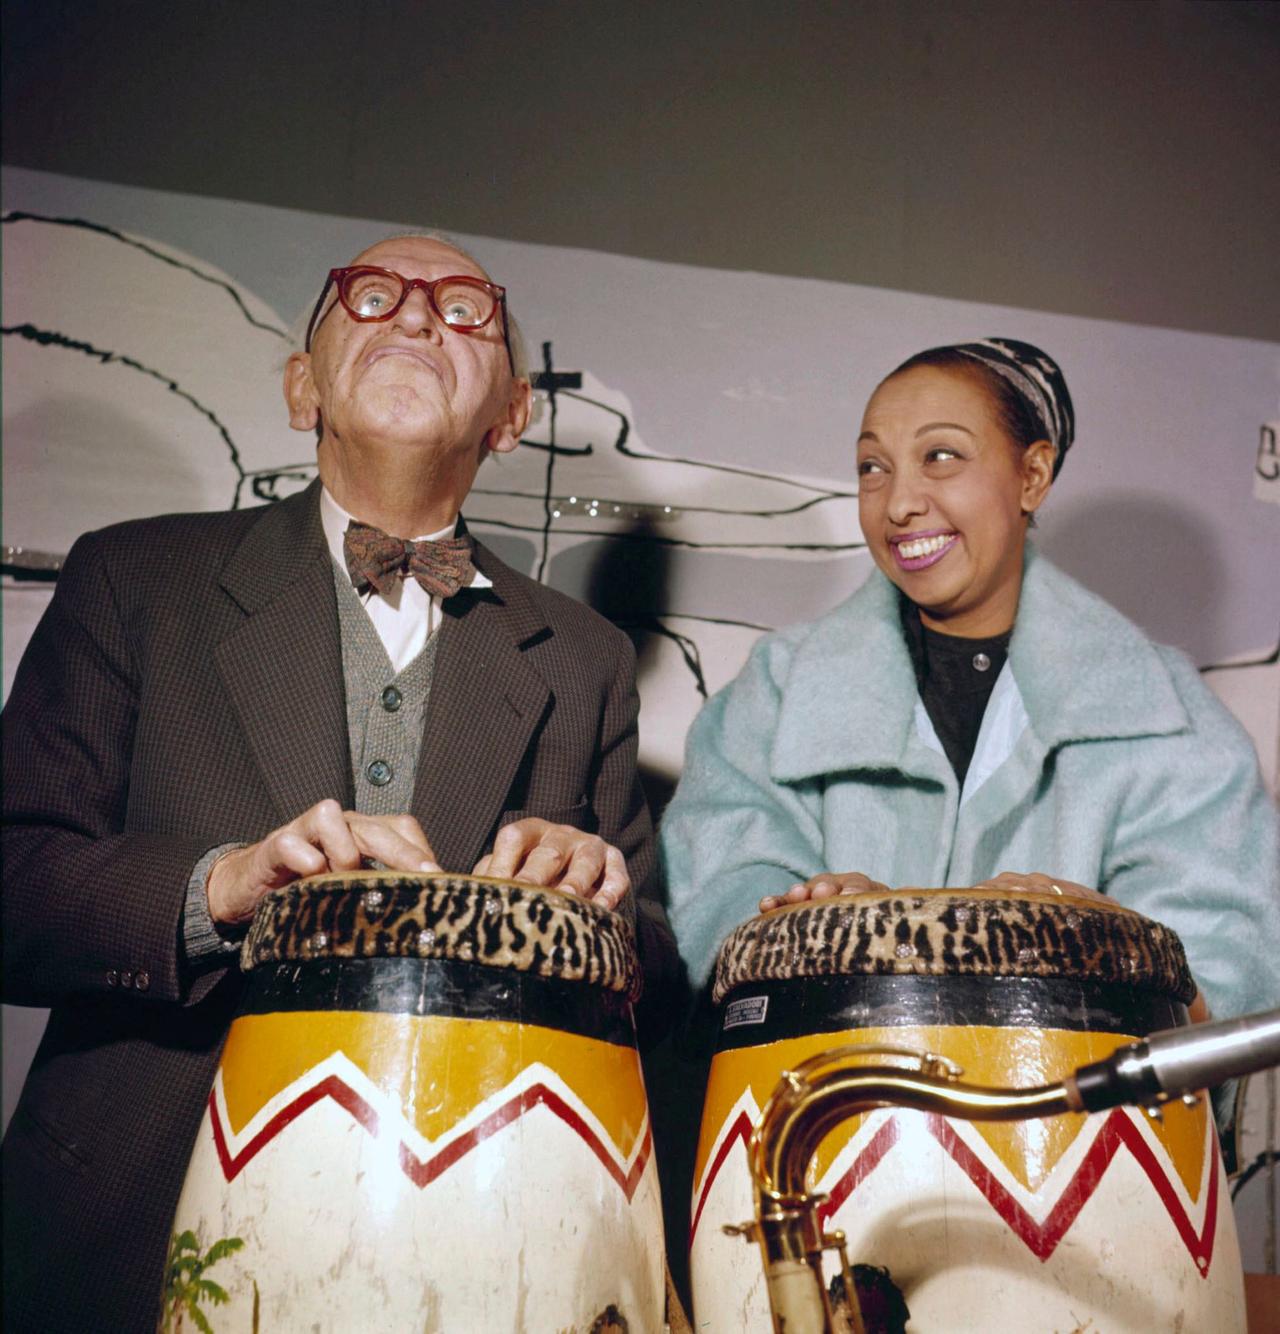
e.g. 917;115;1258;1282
1011;547;1190;747
771;568;950;786
214;482;353;824
413;540;551;871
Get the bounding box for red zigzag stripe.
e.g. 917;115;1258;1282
207;1075;653;1203
690;1107;1218;1274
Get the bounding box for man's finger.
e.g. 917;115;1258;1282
267;830;334;878
385;813;434;857
558;837;607;898
584;848;629;912
350;818;441;873
485;820;549;880
511;839;572;887
300;800;361;871
590;844;630;911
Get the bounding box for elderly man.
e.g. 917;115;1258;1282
2;234;678;1332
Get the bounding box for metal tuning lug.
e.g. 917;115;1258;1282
1142;1102;1164;1123
918;1050;965;1080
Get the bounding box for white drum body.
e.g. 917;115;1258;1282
162;874;665;1332
690;892;1247;1333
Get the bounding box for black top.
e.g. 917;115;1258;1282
900;600;1012;786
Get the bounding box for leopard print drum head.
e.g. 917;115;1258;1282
243;871;641;1001
711;885;1194;1006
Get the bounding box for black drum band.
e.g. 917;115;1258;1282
240;955;638;1048
715;972;1190;1052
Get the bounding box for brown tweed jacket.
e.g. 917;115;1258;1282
1;480;678;1333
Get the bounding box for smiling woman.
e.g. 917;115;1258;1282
855;347;1058;638
661;338;1279;1039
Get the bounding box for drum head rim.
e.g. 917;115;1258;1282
762;885;1141;920
282;868;589;905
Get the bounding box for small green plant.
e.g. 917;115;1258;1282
161;1228;245;1333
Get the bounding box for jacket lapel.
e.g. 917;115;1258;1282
413;540;551;871
1011;547;1189;747
771;568;950;786
214;482;353;824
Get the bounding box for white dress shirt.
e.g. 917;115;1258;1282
320;486;491;673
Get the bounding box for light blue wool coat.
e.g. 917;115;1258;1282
662;547;1280;1024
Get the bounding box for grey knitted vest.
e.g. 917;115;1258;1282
333;565;439;815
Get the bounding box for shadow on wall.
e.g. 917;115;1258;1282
582;517;679;820
580;517;711;1313
1039;493;1226;665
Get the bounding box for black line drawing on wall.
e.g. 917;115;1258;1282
3;207;1276;790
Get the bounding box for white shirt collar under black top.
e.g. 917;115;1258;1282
319;484;491;673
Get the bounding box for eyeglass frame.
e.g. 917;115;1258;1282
303;265;515;374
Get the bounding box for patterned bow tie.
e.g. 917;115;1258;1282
343;521;477;599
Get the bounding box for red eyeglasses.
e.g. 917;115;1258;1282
304;265;514;372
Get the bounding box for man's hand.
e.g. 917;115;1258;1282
759;871;890;914
472;818;630;911
206;800;440;927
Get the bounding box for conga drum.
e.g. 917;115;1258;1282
162;873;665;1331
689;887;1247;1332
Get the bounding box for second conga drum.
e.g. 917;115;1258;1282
164;873;665;1331
689;887;1247;1332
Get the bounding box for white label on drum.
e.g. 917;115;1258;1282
723;996;769;1030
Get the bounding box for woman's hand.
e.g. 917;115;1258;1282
760;871;890;914
978;872;1212;1022
974;870;1110;903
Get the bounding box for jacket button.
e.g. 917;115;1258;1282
381;685;402;712
366;759;393;787
134;971;150;992
106;970;119;987
120;970;133;989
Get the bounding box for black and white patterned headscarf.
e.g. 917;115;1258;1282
947;338;1076;478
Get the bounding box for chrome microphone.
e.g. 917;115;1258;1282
1066;1006;1280;1113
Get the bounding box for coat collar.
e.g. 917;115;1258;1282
1008;545;1189;749
217;479;330;615
771;544;1189;783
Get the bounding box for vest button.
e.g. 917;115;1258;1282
366;759;393;787
381;685;403;712
972;652;992;672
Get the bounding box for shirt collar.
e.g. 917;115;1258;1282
319;484;492;590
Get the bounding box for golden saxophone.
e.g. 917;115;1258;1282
726;1008;1280;1334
